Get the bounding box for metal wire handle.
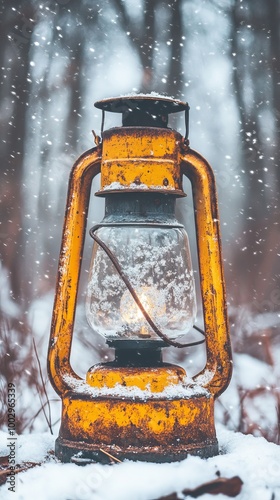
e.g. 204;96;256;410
90;228;205;349
185;105;190;143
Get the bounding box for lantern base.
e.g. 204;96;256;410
55;436;218;464
55;383;218;464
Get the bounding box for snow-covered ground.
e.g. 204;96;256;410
0;425;280;499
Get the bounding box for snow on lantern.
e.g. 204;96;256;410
47;94;232;463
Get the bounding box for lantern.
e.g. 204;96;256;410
48;95;232;463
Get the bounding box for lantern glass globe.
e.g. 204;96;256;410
85;225;197;341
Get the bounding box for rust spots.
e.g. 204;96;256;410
59;392;216;453
96;127;185;196
134;176;141;185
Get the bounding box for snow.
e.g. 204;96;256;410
114;91;184;102
63;376;210;399
102;181;177;191
234;353;276;390
1;426;280;499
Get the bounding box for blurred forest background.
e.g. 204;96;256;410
0;0;279;442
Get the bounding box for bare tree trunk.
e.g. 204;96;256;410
0;2;36;305
32;4;87;296
162;0;184;98
268;0;280;193
111;0;184;98
229;0;280;305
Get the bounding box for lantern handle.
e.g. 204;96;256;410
180;148;232;398
184;106;190;143
48;146;102;396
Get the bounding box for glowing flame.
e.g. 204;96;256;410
120;286;166;333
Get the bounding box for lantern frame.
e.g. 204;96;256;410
47;96;232;463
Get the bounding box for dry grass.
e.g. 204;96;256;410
0;312;56;434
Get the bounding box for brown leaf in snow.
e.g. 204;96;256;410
155;475;243;499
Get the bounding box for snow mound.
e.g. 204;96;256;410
0;426;280;499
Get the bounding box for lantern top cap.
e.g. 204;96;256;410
94;93;189;115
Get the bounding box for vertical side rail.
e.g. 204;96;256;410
48;147;102;396
181;148;232;397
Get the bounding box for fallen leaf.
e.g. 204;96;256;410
0;462;40;485
155;475;243;499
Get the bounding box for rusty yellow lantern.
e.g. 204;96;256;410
48;94;232;464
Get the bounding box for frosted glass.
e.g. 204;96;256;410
86;226;196;340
